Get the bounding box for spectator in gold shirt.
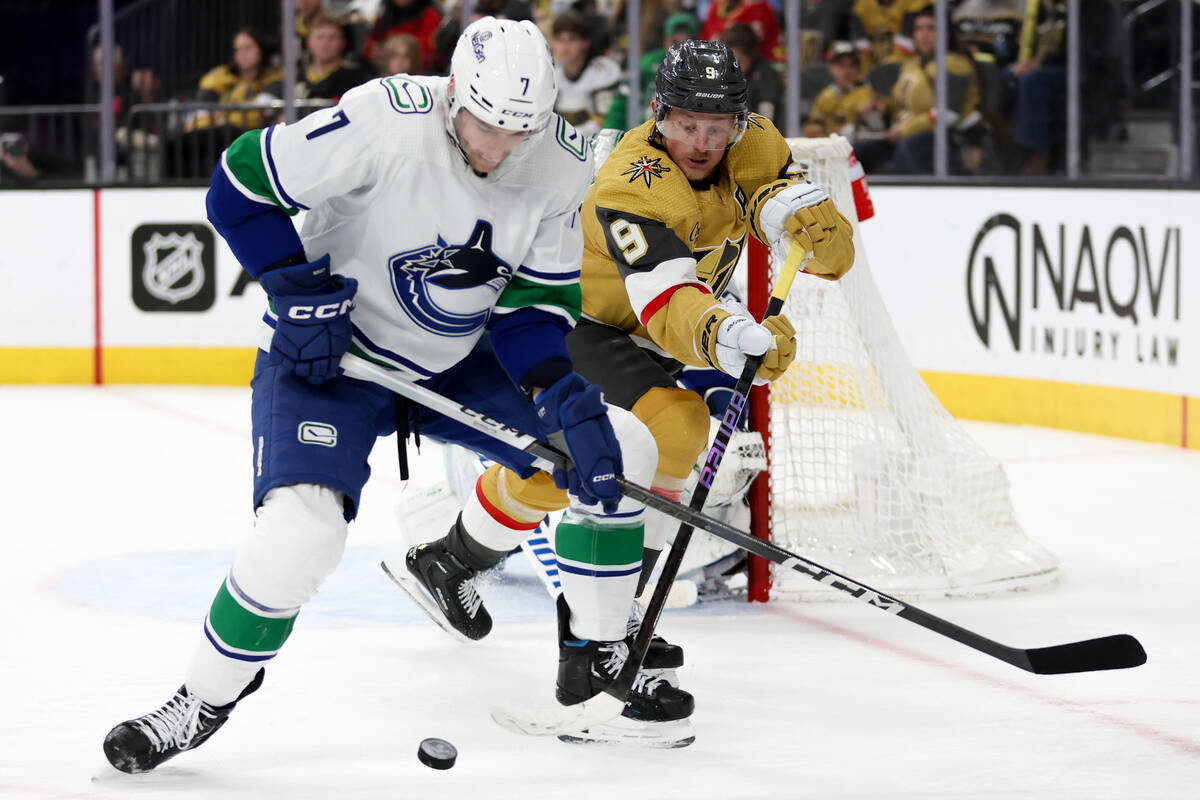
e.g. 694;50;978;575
857;8;981;173
190;28;285;132
803;42;875;139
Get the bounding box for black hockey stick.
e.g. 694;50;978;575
342;297;805;740
341;353;1146;732
565;242;811;734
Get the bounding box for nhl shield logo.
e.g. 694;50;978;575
131;223;215;312
389;219;513;336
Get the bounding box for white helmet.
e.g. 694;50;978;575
449;17;557;134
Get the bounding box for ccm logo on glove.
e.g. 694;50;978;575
533;373;624;514
259;254;358;384
286;299;355;320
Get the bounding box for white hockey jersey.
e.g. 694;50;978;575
554;56;622;141
217;75;594;380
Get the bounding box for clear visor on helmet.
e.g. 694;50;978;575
655;108;748;151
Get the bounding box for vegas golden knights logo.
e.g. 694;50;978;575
621;156;671;188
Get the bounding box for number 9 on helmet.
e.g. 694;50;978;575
448;17;557;135
654;40;750;150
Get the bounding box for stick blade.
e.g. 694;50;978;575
489;694;625;737
1025;634;1147;675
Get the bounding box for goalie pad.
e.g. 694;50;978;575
655;419;766;581
684;419;766;509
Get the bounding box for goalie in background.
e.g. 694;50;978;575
399;39;855;747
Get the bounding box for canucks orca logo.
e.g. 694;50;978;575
389;220;513;336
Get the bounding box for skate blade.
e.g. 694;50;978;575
557;716;695;749
490;693;625;737
91;761;194;781
380;559;473;644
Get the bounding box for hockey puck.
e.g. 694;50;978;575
417;737;457;770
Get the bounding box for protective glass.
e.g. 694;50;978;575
655;110;748;151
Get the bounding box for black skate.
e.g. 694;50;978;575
555;596;694;748
382;534;492;642
627;606;684;671
103;668;264;774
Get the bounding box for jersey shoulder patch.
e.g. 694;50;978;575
378;74;436;115
552;115;590;162
594;129;700;229
502;116;593;204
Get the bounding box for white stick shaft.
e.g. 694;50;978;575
340;353;556;472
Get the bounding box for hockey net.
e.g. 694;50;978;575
745;136;1059;602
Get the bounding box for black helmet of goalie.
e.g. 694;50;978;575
654;39;749;148
448;17;557;134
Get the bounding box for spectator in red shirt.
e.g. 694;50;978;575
699;0;781;62
362;0;444;74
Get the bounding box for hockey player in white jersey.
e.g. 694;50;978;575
101;18;690;774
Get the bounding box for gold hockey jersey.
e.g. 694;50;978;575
806;82;877;137
852;0;933;64
580;115;797;368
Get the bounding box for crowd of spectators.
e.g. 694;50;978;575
794;0;1130;175
0;0;1145;184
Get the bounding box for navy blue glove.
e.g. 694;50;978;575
259;255;358;384
534;373;623;514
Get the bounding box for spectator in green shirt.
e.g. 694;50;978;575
601;11;700;132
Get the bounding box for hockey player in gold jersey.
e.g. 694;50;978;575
395;39;856;747
569;38;854;606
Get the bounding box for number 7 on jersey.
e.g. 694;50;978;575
306;109;351;140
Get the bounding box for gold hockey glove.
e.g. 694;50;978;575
756;314;796;381
749;180;856;281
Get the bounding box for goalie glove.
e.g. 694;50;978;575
698;306;796;383
750;180;856;281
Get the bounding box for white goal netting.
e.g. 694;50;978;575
755;136;1059;600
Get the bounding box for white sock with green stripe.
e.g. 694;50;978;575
552;404;658;641
554;508;645;641
186;572;296;705
184;484;348;705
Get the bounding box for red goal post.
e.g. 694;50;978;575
743;136;1059;603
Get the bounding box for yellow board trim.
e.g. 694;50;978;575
920;371;1195;450
0;347;95;383
102;347;257;385
0;346;258;385
2;348;1193;450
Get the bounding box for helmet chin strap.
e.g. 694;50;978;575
444;84;494;177
444;84;469;162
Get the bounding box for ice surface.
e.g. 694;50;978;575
1;385;1197;799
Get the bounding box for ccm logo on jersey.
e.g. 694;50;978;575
286;299;354;320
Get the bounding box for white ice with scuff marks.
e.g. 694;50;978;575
1;385;1198;799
